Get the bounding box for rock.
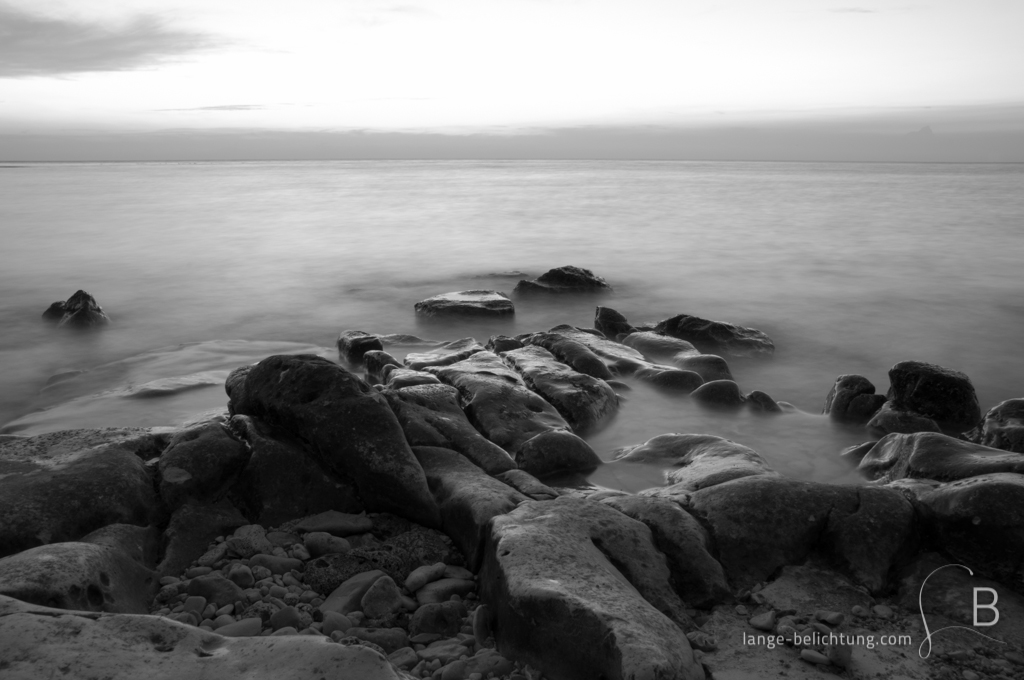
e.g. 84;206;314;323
521;332;613;380
319;570;388;614
485;335;522;353
43;290;110;328
363;350;402;384
409;601;466;637
515;429;603;477
471;604;492;647
633;367;705;393
441;659;467;680
337;330;384;365
914;473;1024;588
501;345;619;435
226;524;273;558
859;431;1024;483
601;495;731;609
493;469;559;500
823;374;887;424
157;499;248;579
513;266;611;295
479;497;703;680
383;527;462;570
292;510;373;537
217;617;263;637
0;428;160;558
872;604;893;618
227;354;439;527
537;325;649;376
404;338;486;371
382;384;516;475
748;610;776;631
270;605;303;631
414;291;514;318
964;398;1024;453
621;331;701;362
756;566;871;615
226;563;254;588
344;627;409;654
745;390;782;413
415;578;476;606
672;354;733;382
465;650;515;678
0;595;402;678
388;646;419;670
79;523;161;569
414;447;528;570
382;367;441;388
416;640;470;664
653;313;774;358
303;532;351;558
886;360;981;433
322;611;353;636
594;306;635;339
866;401;942;437
405;562;446;593
691;380;745;408
158;422;250;511
185;574;246;608
618;433;776;491
361;575;403;619
0;541;155;613
800;649;829;665
815;610;844;626
249;554;303;575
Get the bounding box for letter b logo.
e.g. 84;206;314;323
973;588;1000;626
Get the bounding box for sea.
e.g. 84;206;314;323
2;160;1022;493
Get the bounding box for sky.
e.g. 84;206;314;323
1;0;1023;160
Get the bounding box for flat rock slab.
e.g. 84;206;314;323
480;496;704;680
414;291;514;318
0;595;401;680
404;338;485;371
653;314;775;358
859;431;1024;483
618;433;777;491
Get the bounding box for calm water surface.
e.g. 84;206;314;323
2;160;1022;491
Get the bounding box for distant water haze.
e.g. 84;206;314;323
1;160;1022;492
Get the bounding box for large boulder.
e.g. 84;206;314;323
157;422;250;511
227;354;440;528
156;498;248;578
652;313;775;358
865;401;942;437
500;345;619;435
0;429;161;558
886;360;981;434
479;497;704;680
858;431;1024;483
381;384;516;475
42;290;110;328
964;398;1024;453
823;374;887;424
618;433;777;491
403;338;485;371
227;415;363;526
336;330;384;364
593;306;635;339
414;291;514;318
513;266;611;295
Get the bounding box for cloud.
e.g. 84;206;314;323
0;3;220;78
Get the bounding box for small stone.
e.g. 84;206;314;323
962;671;980;680
227;525;274;558
293;510;373;537
441;659;468;680
443;565;474;581
828;643;853;668
272;626;298;636
215;603;234;616
213;614;236;628
388;647;420;670
815;610;845;626
471;605;491;648
283;572;303;588
291;545;311;561
197;542;229;567
216;617;263;637
872;604;894;619
304;531;352;558
749;611;776;631
321;611;352;636
686;631;717;652
734;605;748;616
250;554;303;575
269;605;302;631
851;605;867;617
185;566;212;578
182;595;207;615
415;579;476;606
269;585;288;599
159;576;180;586
465;650;514;678
406;562;447;593
201;603;218;620
800;649;830;665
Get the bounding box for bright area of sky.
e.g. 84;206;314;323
1;0;1023;158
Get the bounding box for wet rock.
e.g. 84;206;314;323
363;350;402;384
158;422;250;511
521;332;613;380
337;330;384;365
382;384;516;475
594;306;635;339
501;345;619;435
745;390;782;413
513;266;611;294
633;367;705;393
673;354;732;382
493;469;559;500
964;398;1024;453
415;291;514;318
270;605;303;631
622;331;700;361
157;499;248;578
866;401;942;437
485;334;523;353
653;313;774;358
859;431;1024;483
0;428;160;558
465;650;515;678
228;415;363;527
618;434;776;491
320;569;387;615
886;360;981;434
823;374;887;424
480;496;703;680
249;554;303;575
691;379;745;408
404;562;446;593
80;523;161;569
43;290;110;328
404;338;486;371
292;510;373;537
383;526;462;569
306;541;417;594
415;578;476;606
538;325;648;375
748;610;776;631
409;601;466;637
382;366;441;388
601;495;731;608
515;429;602;477
227;354;439;527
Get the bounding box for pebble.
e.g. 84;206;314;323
872;604;894;619
416;579;476;606
182;596;206;615
441;659;468;680
827;643;853;668
304;531;352;558
734;605;748;616
388;647;420;670
158;576;180;586
686;631;717;652
748;611;776;631
272;626;299;636
800;649;830;665
215;603;234;616
815;610;844;626
227;525;274;558
406;563;447;593
250;553;303;575
185;566;212;578
270;605;302;631
851;605;868;617
293;510;373;537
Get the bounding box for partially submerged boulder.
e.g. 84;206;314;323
619;433;777;491
513;266;611;295
964;398;1024;453
653;313;775;358
362;350;402;384
858;431;1024;483
866;401;942;437
886;360;981;434
622;331;700;362
403;338;485;371
593;306;634;339
823;374;887;424
42;290;110;328
414;291;514;318
336;330;384;365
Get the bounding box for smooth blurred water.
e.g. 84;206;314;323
2;160;1023;490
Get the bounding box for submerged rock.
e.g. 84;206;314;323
42;290;110;328
336;330;384;365
823;374;887;424
963;398;1024;453
594;306;635;339
618;433;777;491
653;313;775;358
860;431;1024;483
362;349;402;384
622;331;700;362
414;291;514;318
513;265;612;295
886;360;981;434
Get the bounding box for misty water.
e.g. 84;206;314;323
2;160;1023;493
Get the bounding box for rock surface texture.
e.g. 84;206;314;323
414;291;515;318
512;266;612;295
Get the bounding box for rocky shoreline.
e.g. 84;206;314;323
2;268;1023;679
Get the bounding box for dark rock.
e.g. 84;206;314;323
601;495;731;608
291;510;373;537
501;345;619;435
42;301;65;322
823;374;887;424
343;627;409;654
337;331;384;365
408;601;466;637
158;422;250;511
382;384;516;475
376;334;441;347
381;367;441;389
594;306;635;339
414;577;475;605
227;415;363;527
404;338;485;371
228;354;439;528
383;527;462;569
653;314;774;358
839;441;877;465
43;290;110;328
414;291;514;318
521;332;613;380
539;325;648;375
745;390;782;413
858;431;1024;482
672;354;733;382
79;523;160;569
691;380;745;408
249;554;303;575
185;573;246;608
485;335;523;353
156;498;247;578
622;331;700;361
633;367;704;393
619;433;777;491
0;429;160;558
270;605;303;631
0;542;156;613
479;497;703;680
363;350;402;384
513;266;612;295
224;365;252;416
320;569;387;615
886;360;981;433
964;398;1024;453
305;548;412;594
515;429;602;478
866;401;942;437
414;446;527;570
493;469;559;500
